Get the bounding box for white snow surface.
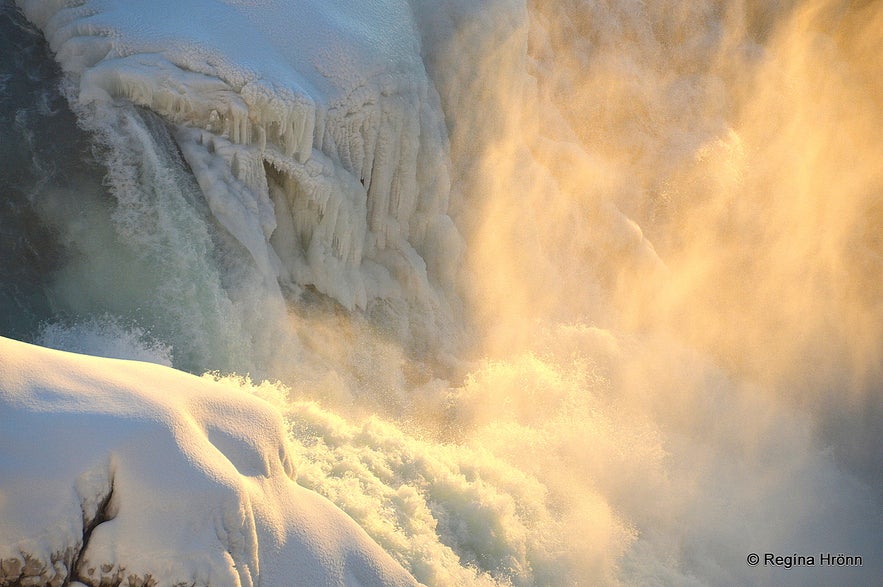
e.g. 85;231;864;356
0;335;419;587
14;0;459;314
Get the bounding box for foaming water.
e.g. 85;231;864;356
211;324;882;586
36;315;173;366
2;0;881;585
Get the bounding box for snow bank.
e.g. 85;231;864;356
15;0;460;319
0;335;418;587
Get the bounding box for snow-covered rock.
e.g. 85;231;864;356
0;335;418;587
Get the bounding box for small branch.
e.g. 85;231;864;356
66;479;116;587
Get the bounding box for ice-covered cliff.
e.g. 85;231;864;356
15;0;460;320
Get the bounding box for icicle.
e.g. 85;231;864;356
231;152;240;179
297;107;314;164
257;124;266;151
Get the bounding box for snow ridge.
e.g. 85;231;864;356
0;336;418;587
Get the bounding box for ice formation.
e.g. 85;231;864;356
15;0;460;316
0;335;418;587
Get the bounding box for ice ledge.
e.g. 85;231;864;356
0;336;419;587
14;0;461;323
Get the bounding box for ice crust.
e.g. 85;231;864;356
15;0;458;313
0;335;418;587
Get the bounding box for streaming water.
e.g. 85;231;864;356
0;2;281;372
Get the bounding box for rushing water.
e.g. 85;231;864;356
1;0;881;585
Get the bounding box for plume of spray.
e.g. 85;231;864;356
609;0;883;479
376;0;883;584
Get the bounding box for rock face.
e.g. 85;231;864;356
0;336;419;587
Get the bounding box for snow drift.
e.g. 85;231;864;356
0;335;418;587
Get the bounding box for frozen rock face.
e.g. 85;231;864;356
15;0;460;321
0;336;418;587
